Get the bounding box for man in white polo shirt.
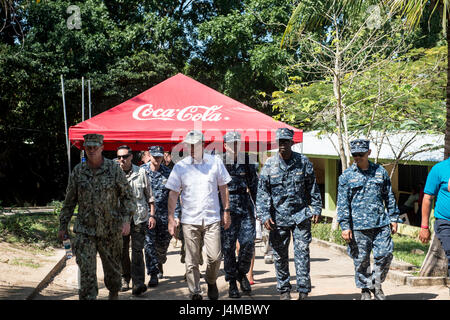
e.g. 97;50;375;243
167;130;232;300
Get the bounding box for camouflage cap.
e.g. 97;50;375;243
149;145;164;157
276;128;294;141
83;134;104;147
223;131;241;143
183;130;204;145
350;139;370;153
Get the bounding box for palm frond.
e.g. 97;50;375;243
281;0;374;48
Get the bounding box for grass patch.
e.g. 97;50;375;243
311;222;347;246
10;258;40;268
0;212;62;250
391;234;429;267
311;222;429;268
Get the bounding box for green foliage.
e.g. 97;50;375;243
312;222;429;268
0;0;447;206
187;0;297;112
0;213;61;248
311;222;347;246
392;234;429;267
0;0;201;206
272;46;446;135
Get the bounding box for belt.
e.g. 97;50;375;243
229;190;248;195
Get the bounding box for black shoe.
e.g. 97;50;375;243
207;282;219;300
132;284;147;296
238;273;251;295
192;293;203;300
370;288;386;300
361;288;371;300
297;292;308;300
280;291;291;300
148;273;159;287
108;291;119;300
120;278;130;292
158;263;164;279
228;280;241;298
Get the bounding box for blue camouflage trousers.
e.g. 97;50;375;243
347;225;393;289
144;215;172;275
269;219;312;293
221;212;256;281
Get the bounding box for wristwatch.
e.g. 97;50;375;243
224;208;231;212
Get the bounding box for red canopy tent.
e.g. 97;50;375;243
69;73;302;152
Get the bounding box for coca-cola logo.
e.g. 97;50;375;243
132;104;229;121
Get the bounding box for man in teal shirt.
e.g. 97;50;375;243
420;158;450;290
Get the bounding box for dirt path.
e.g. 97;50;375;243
34;239;450;300
0;242;65;300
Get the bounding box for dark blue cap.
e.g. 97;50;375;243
350;139;370;153
276;128;294;140
149;146;164;157
223;131;241;143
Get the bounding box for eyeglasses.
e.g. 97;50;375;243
117;154;131;159
352;152;366;157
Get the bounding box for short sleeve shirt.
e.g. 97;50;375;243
424;158;450;221
165;153;232;225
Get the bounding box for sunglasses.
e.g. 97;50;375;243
352;152;366;157
117;154;131;159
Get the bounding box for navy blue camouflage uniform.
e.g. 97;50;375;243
337;139;399;290
220;149;258;282
256;128;322;294
141;147;181;277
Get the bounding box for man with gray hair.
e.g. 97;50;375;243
166;130;232;300
59;134;136;300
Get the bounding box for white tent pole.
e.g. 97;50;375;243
88;79;92;118
81;77;85;162
61;75;71;178
81;76;85;122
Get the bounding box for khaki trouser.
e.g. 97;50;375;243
182;221;222;296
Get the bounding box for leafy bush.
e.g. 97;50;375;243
311;222;347;246
0;213;61;249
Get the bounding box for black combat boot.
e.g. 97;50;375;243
132;283;147;296
120;278;130;292
370;288;386;300
238;273;251;295
297;292;308;300
280;291;291;300
108;291;119;300
361;288;371;300
229;280;241;298
148;273;159;287
158;263;164;279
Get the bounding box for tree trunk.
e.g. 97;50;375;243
418;16;450;277
331;17;346;236
446;15;450;160
419;233;448;277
